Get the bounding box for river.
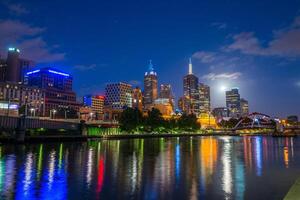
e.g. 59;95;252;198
0;136;298;199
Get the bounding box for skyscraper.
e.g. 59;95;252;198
0;48;35;83
159;84;174;109
199;83;210;114
226;88;241;118
25;67;79;116
183;58;200;115
143;60;158;109
240;98;249;116
132;87;143;111
105;82;133;109
6;48;21;83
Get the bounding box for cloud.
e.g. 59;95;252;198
203;72;242;81
18;37;65;63
0;20;65;63
0;20;44;40
192;50;243;71
7;3;29;15
225;16;300;57
211;22;227;30
74;64;97;71
192;51;216;63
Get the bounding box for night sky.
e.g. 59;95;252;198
0;0;299;118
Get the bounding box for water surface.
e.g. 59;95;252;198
0;136;299;199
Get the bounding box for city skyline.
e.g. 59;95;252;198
0;0;299;117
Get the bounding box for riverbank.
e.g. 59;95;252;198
0;131;281;143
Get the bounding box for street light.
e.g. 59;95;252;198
53;109;57;119
50;109;57;119
30;108;36;117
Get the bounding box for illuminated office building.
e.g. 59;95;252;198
24;67;79;116
0;82;45;116
143;60;158;109
159;84;174;109
199;83;210;114
154;98;173;117
104;82;133;121
212;107;229;119
83;95;105;119
226;88;241;118
105;82;133;109
240;98;249;116
183;58;200;115
132;87;143;111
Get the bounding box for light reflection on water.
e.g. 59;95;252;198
0;136;299;199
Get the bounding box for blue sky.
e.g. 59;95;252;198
0;0;300;117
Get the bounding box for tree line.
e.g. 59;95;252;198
119;107;201;133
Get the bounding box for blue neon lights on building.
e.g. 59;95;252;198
26;70;40;75
48;70;70;77
26;68;70;77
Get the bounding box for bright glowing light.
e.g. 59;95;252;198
8;48;20;53
48;70;70;77
26;70;40;75
220;86;227;92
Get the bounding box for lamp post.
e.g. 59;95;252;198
50;109;57;119
30;108;36;117
53;109;57;119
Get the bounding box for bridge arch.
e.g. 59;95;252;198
234;112;275;130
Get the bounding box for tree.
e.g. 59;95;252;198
145;108;164;132
119;108;143;133
218;118;239;128
178;113;200;131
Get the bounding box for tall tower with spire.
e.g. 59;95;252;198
189;57;193;75
143;60;158;109
182;58;200;115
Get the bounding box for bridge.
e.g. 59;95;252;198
0;115;120;142
233;112;300;134
233;112;275;131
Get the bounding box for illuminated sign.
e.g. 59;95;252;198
26;70;40;75
8;48;20;53
0;103;18;109
48;70;70;77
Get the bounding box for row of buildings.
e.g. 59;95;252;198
83;60;175;120
0;48;80;117
212;88;249;120
0;47;249;122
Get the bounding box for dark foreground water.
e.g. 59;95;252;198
0;136;299;200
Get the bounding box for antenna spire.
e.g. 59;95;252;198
148;59;154;72
188;58;192;74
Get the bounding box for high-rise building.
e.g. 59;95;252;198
199;83;210;114
132;87;143;111
143;60;158;109
0;48;35;83
240;98;249;116
183;58;200;115
0;58;6;82
212;107;229;119
83;95;105;119
24;67;79;116
105;82;132;110
6;48;21;83
226;88;241;118
159;84;174;109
